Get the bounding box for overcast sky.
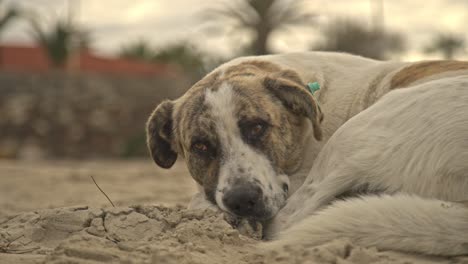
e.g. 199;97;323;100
1;0;468;61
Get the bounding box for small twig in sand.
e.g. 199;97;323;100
91;175;115;207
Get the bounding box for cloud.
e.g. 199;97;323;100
1;0;467;60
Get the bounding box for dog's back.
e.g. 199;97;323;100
317;75;468;200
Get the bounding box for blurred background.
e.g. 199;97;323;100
0;0;467;215
0;0;467;160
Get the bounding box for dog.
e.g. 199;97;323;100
146;52;468;255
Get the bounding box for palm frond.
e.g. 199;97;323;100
201;4;256;27
200;0;317;55
28;14;89;67
0;5;19;31
424;33;465;59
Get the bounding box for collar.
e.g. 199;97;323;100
307;82;322;115
307;82;321;95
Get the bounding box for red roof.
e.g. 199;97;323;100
0;45;51;72
0;44;178;77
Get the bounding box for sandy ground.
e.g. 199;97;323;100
0;159;196;218
1;159;467;264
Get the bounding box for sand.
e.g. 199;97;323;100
1;160;467;264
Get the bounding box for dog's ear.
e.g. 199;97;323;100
146;100;178;168
264;70;324;141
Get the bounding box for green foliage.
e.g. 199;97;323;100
201;0;316;55
152;43;206;76
313;18;406;60
120;131;147;158
29;16;90;68
424;33;466;59
119;39;155;62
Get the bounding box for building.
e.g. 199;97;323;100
0;44;178;77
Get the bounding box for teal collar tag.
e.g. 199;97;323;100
307;82;322;115
307;82;320;95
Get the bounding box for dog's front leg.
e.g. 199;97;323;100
264;183;319;238
267;170;364;238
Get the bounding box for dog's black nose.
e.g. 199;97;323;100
223;184;263;217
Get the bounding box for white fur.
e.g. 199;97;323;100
204;82;288;214
268;76;468;256
184;52;468;256
267;194;468;256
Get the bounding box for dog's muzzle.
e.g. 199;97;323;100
222;183;267;218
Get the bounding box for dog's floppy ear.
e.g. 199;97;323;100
146;100;178;168
264;70;324;141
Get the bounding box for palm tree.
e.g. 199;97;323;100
313;18;406;60
0;1;21;67
0;0;19;34
202;0;316;55
29;16;90;68
424;33;466;60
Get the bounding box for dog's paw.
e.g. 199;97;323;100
223;214;263;240
237;218;263;240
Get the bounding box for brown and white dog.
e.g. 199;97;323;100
146;52;468;255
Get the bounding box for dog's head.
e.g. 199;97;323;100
146;61;323;220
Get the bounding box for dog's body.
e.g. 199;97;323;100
146;52;468;256
268;75;468;256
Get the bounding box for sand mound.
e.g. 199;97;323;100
1;161;467;264
0;205;256;263
2;205;467;264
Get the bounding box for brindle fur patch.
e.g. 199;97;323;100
223;60;281;79
391;60;468;89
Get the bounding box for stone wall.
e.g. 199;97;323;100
0;71;192;159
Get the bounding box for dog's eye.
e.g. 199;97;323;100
192;142;208;153
191;141;217;159
242;121;268;141
251;124;264;136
